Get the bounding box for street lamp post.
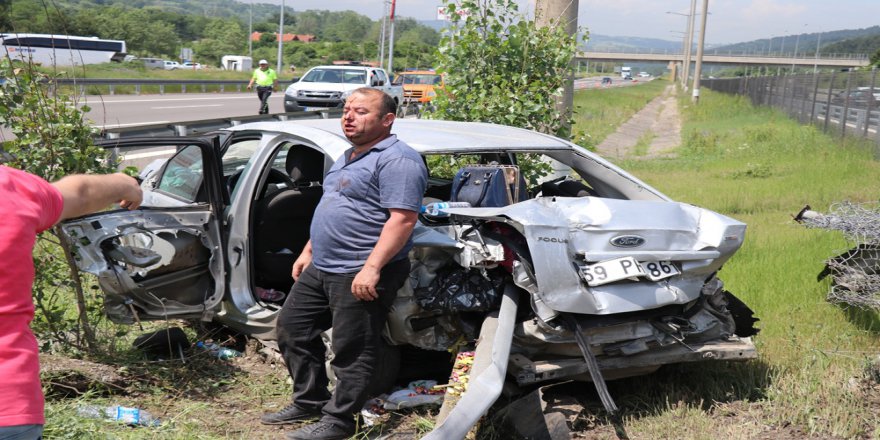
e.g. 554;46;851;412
814;31;822;74
276;0;285;73
666;9;693;88
378;0;388;69
792;24;807;74
669;30;687;83
691;0;709;104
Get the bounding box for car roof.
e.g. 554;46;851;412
224;119;573;154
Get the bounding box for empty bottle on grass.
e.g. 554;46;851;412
196;341;241;360
77;405;160;426
421;202;471;217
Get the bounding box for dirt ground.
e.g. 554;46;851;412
595;85;682;160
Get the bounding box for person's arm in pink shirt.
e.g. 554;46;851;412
51;173;143;221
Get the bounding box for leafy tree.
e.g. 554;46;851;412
193;18;246;64
871;48;880;68
430;0;583;182
0;57;122;352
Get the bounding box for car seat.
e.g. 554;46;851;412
253;145;325;294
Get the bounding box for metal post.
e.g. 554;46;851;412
683;0;696;89
822;71;835;134
813;32;821;74
387;0;396;74
690;0;709;104
841;69;852;138
248;0;253;58
276;0;285;73
378;0;388;69
863;69;877;138
809;69;820;125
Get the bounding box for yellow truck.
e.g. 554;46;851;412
396;70;445;105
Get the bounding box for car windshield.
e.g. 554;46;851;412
400;74;442;85
301;69;365;84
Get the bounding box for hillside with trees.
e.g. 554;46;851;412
1;0;440;70
710;26;880;57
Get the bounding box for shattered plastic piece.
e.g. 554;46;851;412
360;397;387;426
414;268;504;312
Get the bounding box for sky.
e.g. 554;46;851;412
253;0;880;45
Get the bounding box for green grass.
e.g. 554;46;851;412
599;87;880;438
572;78;669;149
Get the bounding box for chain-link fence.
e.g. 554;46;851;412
703;70;880;153
796;202;880;310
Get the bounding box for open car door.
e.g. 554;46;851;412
60;137;227;324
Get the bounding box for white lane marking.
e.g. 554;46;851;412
151;104;224;110
120;148;178;160
96;121;170;128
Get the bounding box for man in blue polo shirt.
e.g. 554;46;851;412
262;88;427;440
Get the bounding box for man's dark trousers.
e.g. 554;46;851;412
256;86;272;114
276;258;410;430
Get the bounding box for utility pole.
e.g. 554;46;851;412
387;0;396;74
690;0;709;104
814;32;822;74
536;0;579;135
276;0;284;73
683;0;696;89
378;0;388;69
248;0;253;58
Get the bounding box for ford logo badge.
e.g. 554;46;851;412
610;235;645;248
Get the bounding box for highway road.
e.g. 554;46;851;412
81;92;286;129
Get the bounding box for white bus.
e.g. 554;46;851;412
0;33;127;66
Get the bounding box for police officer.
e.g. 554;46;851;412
247;59;279;115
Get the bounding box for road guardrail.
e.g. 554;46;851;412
51;78;297;96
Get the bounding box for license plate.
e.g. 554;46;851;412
303;107;323;112
640;260;680;281
580;257;679;286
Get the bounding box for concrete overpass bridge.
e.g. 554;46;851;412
577;50;870;68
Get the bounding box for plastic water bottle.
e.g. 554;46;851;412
77;405;160;426
420;201;471;217
196;341;241;360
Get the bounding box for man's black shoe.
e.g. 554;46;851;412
260;403;320;425
285;421;355;440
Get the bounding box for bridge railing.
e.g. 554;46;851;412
581;48;869;60
702;69;880;154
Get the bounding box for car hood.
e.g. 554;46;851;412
419;196;745;315
288;82;362;92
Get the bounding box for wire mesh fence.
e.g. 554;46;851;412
703;69;880;155
796;202;880;310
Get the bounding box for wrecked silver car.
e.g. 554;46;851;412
61;119;758;436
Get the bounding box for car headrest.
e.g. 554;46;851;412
285;145;325;185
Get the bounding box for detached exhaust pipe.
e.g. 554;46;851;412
423;283;520;440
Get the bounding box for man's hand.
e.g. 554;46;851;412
351;265;381;301
246;84;253;91
291;247;312;281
